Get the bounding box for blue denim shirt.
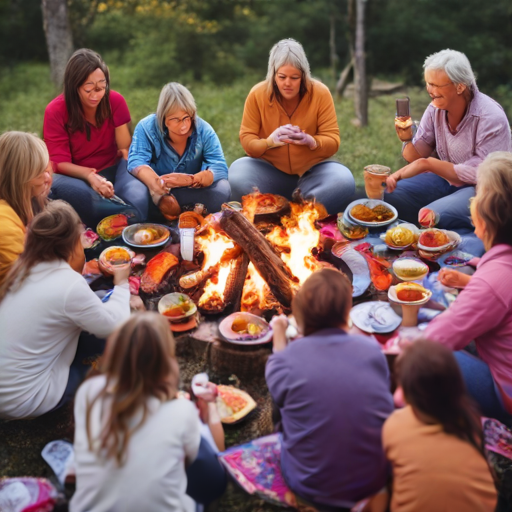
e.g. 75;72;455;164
128;114;228;182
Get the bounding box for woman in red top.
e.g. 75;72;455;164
44;49;147;227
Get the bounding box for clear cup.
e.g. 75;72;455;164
364;164;391;200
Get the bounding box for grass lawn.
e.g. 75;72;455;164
0;62;432;186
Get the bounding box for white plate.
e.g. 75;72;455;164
350;301;402;333
381;223;419;250
417;229;461;252
388;285;432;306
122;223;170;249
218;313;273;346
346;199;398;227
158;293;197;321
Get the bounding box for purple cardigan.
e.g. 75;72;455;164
266;328;394;508
411;87;511;184
425;244;512;412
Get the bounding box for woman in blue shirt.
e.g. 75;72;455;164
128;83;230;219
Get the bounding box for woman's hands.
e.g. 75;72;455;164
266;124;298;148
111;263;131;286
270;314;289;353
284;130;317;149
438;268;471;289
87;171;114;198
161;173;195;189
191;169;214;188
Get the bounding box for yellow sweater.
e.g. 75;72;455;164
0;200;25;287
239;80;340;176
383;405;497;512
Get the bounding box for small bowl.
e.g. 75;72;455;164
392;258;429;282
388;284;432;306
417;229;461;253
98;246;134;274
218;312;272;345
122;223;170;249
158;293;197;322
381;223;419;250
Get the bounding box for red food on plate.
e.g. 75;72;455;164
419;229;450;248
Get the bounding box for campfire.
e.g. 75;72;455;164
182;192;328;315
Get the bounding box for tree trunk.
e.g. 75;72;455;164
354;0;368;126
335;58;354;97
41;0;74;87
329;10;338;83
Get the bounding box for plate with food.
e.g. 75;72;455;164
158;293;197;321
218;312;272;345
346;199;398;227
97;214;129;241
388;282;432;306
337;213;369;240
122;223;170;248
382;223;419;250
216;385;257;424
392;258;429;282
98;246;135;274
417;228;461;253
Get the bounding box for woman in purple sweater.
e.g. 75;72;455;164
267;269;394;511
424;152;512;425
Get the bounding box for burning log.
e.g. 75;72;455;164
220;208;296;309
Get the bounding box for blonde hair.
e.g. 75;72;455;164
0;200;83;303
265;39;312;99
85;312;179;466
475;152;512;249
156;83;197;135
0;131;49;225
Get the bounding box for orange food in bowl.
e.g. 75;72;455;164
396;282;428;302
419;229;450;248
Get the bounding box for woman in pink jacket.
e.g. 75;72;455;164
424;151;512;425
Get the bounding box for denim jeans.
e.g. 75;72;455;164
383;172;475;230
454;350;512;426
228;157;356;214
50;159;147;228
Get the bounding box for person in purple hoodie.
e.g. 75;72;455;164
267;268;394;511
424;151;512;426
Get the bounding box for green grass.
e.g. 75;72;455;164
0;62;432;186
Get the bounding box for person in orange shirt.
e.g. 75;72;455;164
229;39;355;214
0;131;52;286
384;340;497;512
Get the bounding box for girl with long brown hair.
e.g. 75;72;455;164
71;312;227;512
383;340;497;511
0;131;52;286
43;48;147;227
0;200;131;419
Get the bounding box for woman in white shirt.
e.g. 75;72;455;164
0;200;130;419
71;312;221;512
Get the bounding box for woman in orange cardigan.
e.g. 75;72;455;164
229;39;355;213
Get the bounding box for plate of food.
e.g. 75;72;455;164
122;223;170;248
417;228;461;253
98;246;134;274
337;213;369;240
218;312;272;345
382;223;419;250
392;258;429;282
216;385;257;424
96;214;129;241
346;199;398;227
158;293;197;321
388;282;432;306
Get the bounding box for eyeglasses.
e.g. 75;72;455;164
425;81;454;91
82;80;107;94
166;115;192;126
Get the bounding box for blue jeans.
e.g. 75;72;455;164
50;159;147;228
228;157;356;214
454;350;512;426
384;172;475;230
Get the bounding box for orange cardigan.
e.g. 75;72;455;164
239;80;340;177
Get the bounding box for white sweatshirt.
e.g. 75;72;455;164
0;260;130;419
71;375;200;512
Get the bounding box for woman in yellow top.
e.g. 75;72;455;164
229;39;355;214
0;131;52;286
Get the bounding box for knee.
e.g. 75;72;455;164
228;157;254;184
214;179;232;202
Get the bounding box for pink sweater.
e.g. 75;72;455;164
425;244;512;412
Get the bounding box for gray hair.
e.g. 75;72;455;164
266;39;312;97
156;82;197;134
423;49;477;91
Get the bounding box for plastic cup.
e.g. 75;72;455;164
364;165;391;200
